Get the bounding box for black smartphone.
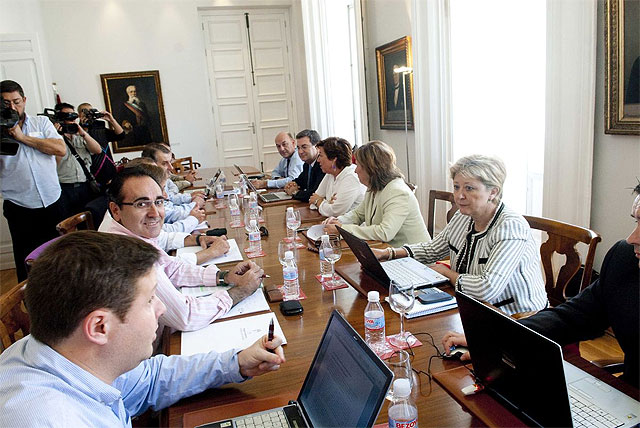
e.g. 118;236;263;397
416;289;454;305
206;228;227;237
279;300;303;316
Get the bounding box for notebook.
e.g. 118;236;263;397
242;173;292;203
196;310;393;428
456;291;639;428
337;226;448;290
385;288;457;319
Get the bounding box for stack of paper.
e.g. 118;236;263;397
181;312;286;356
176;238;244;266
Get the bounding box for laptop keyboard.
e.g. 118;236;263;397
570;390;624;428
382;261;431;286
235;410;289;428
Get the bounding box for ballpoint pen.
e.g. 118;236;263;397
267;318;275;353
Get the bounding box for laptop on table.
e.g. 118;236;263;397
337;226;448;291
242;172;292;203
456;291;639;428
196;310;393;428
233;164;265;180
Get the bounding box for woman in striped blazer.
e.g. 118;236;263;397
376;154;547;315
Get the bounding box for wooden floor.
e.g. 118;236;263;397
0;267;624;363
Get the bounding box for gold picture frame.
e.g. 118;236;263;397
605;0;640;135
100;70;169;153
376;36;414;130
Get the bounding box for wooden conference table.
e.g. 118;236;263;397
165;167;636;427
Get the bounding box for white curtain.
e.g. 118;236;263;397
542;0;597;227
412;0;453;216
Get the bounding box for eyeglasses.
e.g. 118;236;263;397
120;198;167;209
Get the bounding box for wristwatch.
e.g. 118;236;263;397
217;270;230;286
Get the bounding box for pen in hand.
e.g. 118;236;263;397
267;318;275;353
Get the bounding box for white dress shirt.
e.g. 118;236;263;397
314;165;366;217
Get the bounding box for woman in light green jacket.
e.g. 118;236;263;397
323;141;430;246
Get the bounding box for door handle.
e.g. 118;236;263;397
248;123;255;134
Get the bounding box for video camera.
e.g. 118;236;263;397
38;108;79;134
0;106;20;156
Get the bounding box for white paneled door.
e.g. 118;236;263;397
201;9;297;172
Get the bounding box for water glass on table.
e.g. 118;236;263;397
388;280;415;348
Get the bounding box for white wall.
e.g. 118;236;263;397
590;0;640;269
12;0;309;166
362;0;415;182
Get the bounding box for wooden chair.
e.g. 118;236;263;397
172;156;201;174
427;190;458;238
0;280;29;351
56;211;95;235
523;215;601;307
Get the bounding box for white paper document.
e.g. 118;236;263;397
180;312;286;356
176;238;243;266
194;221;209;230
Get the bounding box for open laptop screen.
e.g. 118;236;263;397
297;311;392;427
456;291;573;427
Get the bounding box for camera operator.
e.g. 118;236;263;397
54;103;102;220
77;102;124;188
0;79;67;282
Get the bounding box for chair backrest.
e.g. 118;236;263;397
172;156;201;174
0;280;29;351
523;215;601;307
56;211;95;236
24;236;62;274
427;190;458;238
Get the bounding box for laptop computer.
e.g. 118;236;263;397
242;173;293;203
337;226;448;290
455;291;640;428
197;310;393;428
233;164;265;180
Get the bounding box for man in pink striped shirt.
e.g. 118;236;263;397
102;167;264;331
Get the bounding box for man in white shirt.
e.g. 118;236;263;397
252;131;304;189
1;79;67;281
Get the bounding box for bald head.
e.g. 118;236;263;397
274;131;296;159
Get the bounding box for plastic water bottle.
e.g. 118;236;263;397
282;250;300;301
364;291;386;355
249;191;259;209
219;170;227;188
388;378;418;428
248;219;262;254
229;197;242;227
318;234;333;282
215;183;224;199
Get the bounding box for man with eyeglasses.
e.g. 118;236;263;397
1;79;67;282
101;166;265;332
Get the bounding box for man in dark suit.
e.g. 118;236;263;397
284;129;325;202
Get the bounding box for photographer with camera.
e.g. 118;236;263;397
53;102;102;220
77;102;123;188
1;79;67;282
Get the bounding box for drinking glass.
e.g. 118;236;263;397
278;239;297;265
285;209;301;242
388;280;415;348
244;207;261;232
385;350;413;400
322;236;342;287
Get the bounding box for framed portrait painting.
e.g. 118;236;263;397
376;36;414;130
100;70;169;153
605;0;640;135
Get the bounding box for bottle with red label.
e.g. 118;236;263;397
364;291;386;355
388;378;418;428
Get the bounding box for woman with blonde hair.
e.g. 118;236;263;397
324;140;429;246
374;154;547;315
